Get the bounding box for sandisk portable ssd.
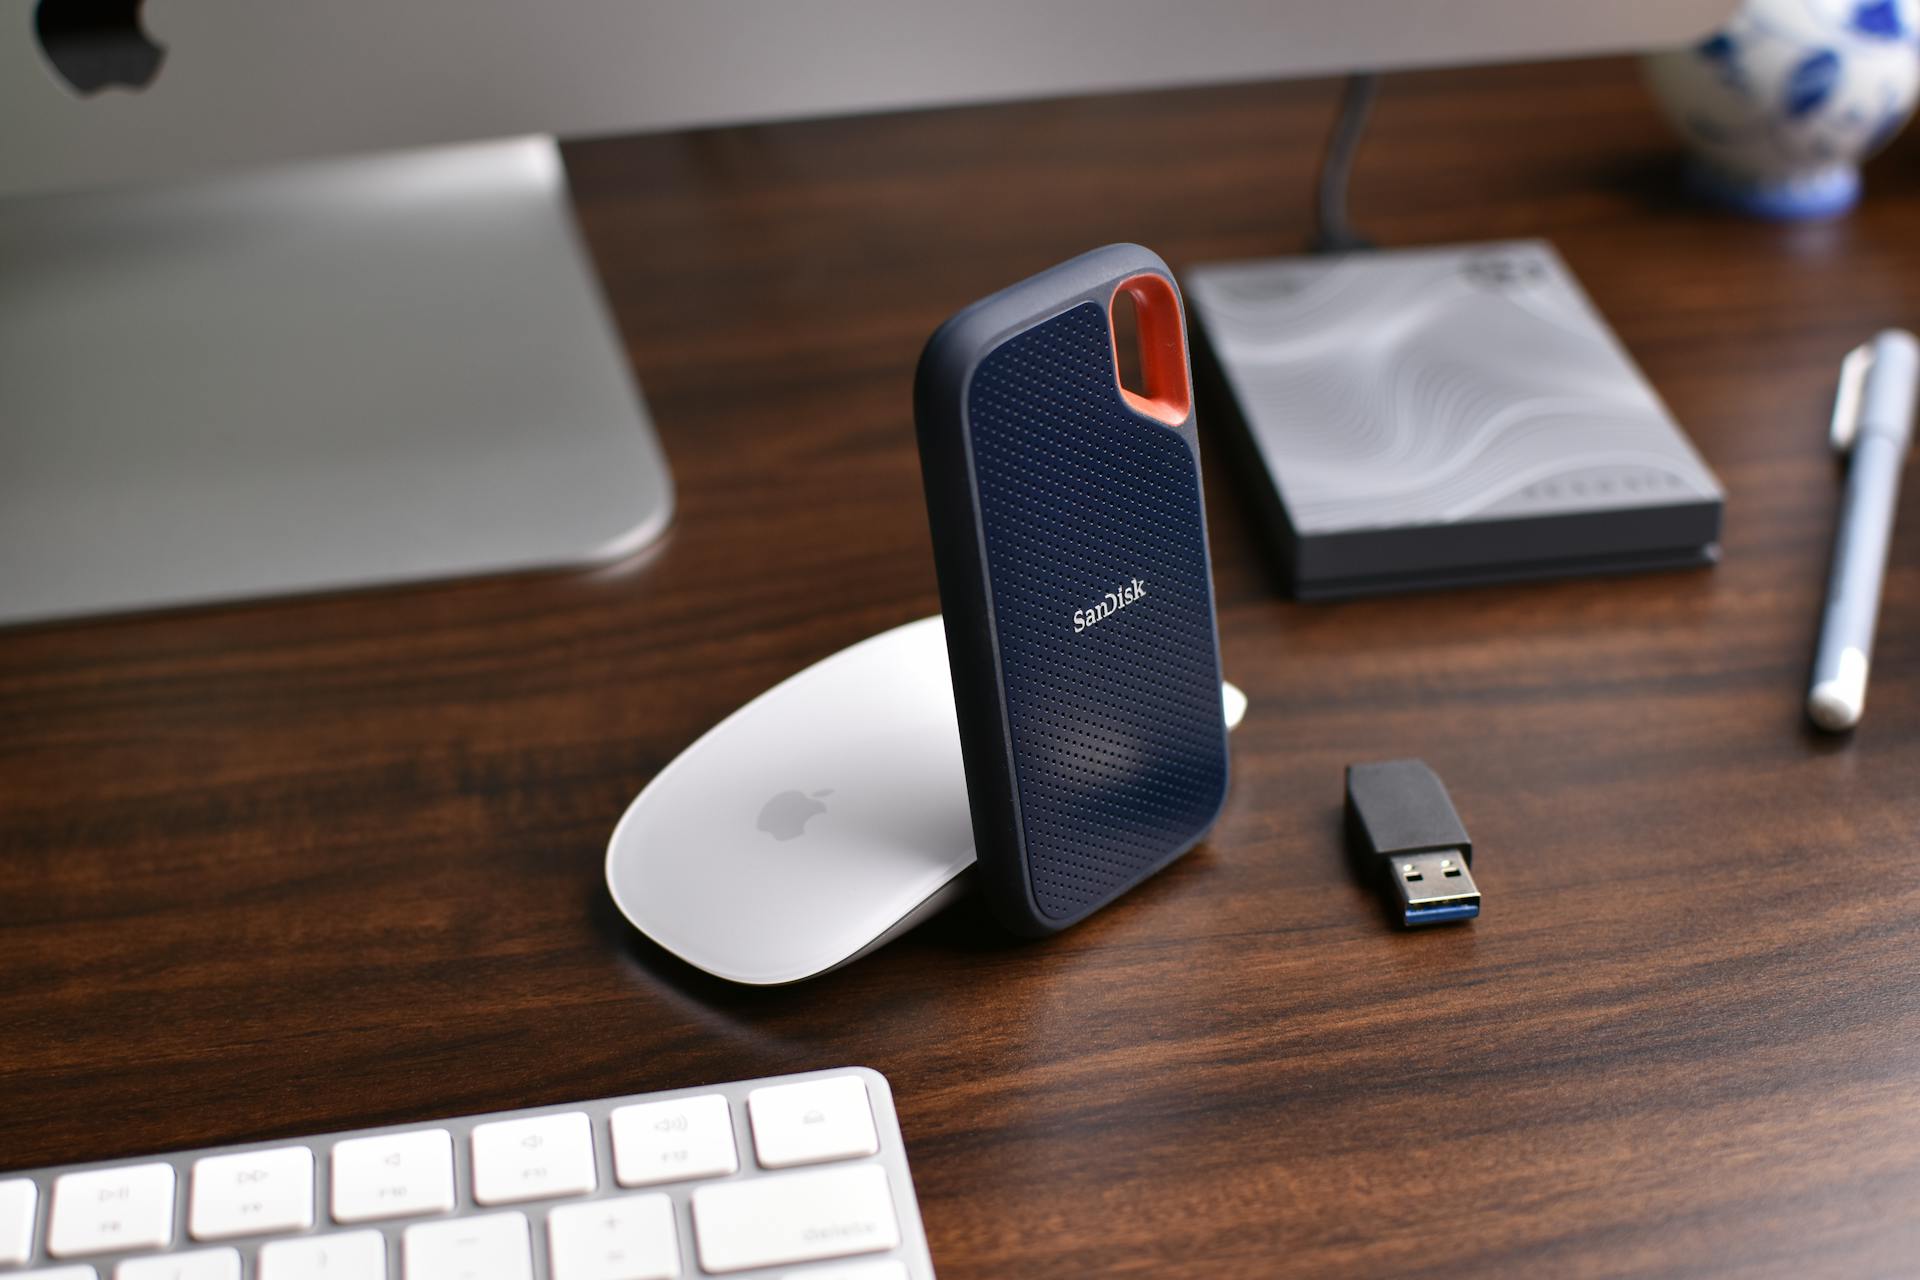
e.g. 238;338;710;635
914;243;1231;936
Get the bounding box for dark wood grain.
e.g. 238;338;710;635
7;56;1920;1278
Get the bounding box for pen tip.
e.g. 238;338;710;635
1808;681;1863;732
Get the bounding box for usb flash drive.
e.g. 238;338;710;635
1344;759;1480;927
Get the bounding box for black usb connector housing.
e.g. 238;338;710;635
1345;759;1480;927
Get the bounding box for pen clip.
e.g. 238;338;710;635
1831;341;1876;454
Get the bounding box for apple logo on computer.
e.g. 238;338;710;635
35;0;165;96
756;790;833;841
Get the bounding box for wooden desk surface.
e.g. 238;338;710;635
6;57;1920;1278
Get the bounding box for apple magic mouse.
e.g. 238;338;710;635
605;615;1246;984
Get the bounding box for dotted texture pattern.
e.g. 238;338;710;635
968;301;1228;921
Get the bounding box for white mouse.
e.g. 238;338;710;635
605;616;1246;985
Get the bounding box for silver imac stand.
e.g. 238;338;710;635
0;136;673;627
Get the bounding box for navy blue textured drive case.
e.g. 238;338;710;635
915;244;1231;935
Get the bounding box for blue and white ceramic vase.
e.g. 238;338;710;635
1644;0;1920;218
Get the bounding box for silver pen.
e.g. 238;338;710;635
1808;329;1920;732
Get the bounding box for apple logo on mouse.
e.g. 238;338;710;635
756;789;832;841
35;0;166;96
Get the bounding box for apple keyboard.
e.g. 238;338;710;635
0;1067;934;1280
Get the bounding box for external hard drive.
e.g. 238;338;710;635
1183;241;1725;598
915;244;1231;936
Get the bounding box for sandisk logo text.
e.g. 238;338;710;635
1073;578;1146;633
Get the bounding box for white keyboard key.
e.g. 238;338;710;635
784;1263;908;1280
746;1076;879;1169
189;1145;314;1240
610;1094;737;1187
48;1163;176;1257
403;1211;533;1280
117;1246;241;1279
0;1177;36;1264
331;1129;455;1224
13;1268;99;1279
257;1228;388;1280
470;1112;597;1206
548;1193;679;1280
692;1164;899;1273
